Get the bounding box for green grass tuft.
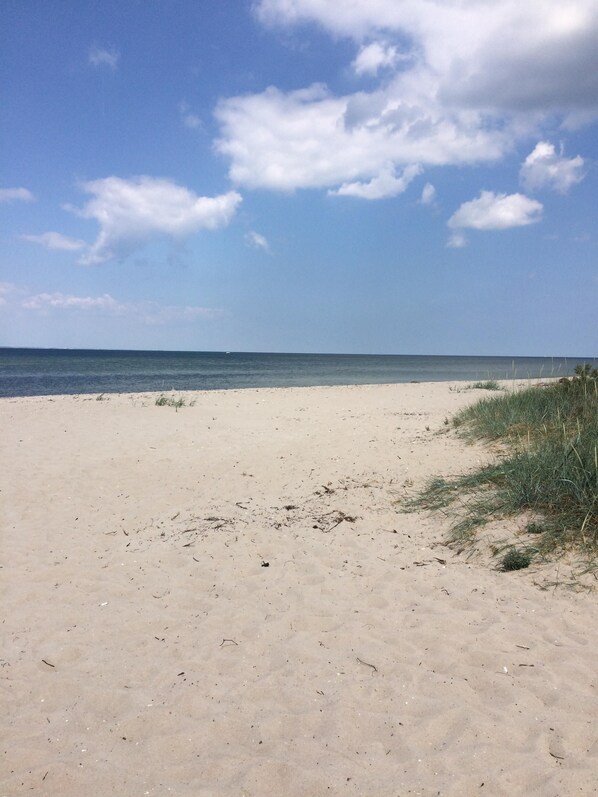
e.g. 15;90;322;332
155;394;188;409
468;380;502;391
501;548;532;571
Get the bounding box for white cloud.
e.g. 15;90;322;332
218;1;598;195
215;83;507;193
420;182;436;205
89;46;119;70
448;191;543;231
332;163;421;200
245;230;271;252
256;0;598;117
0;282;19;306
352;41;400;76
520;141;585;193
179;101;202;130
20;290;221;324
67;176;242;265
0;187;35;204
21;232;87;251
446;232;467;249
22;292;122;312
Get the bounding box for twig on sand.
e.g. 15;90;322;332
220;638;238;647
321;511;357;533
356;657;378;674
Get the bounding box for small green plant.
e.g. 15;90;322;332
155;394;186;409
501;548;532;571
468;380;502;391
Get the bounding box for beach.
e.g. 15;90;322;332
2;381;598;796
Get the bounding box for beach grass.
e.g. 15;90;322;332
408;365;598;565
449;380;503;393
155;393;194;409
467;380;503;391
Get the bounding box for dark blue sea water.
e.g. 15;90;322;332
0;348;595;398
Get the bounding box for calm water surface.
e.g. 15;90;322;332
0;348;595;398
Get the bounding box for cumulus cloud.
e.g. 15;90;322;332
21;232;87;251
19;290;221;324
256;0;598;116
215;83;507;193
352;41;400;76
520;141;585;193
245;230;271;252
215;1;598;195
67;176;242;265
332;163;422;199
420;182;436;205
89;45;119;70
448;191;543;232
0;187;35;203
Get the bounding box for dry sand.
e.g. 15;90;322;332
2;382;598;796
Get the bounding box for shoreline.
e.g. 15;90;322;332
0;375;552;403
3;381;598;796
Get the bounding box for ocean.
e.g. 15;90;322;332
0;348;594;398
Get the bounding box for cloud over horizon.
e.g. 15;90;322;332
15;288;222;325
68;176;242;265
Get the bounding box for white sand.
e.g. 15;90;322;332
2;382;598;796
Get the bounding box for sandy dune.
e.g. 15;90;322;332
2;382;598;796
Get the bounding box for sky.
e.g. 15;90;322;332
1;0;597;356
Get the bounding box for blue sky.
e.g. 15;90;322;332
1;0;597;355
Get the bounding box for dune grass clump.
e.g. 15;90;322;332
501;548;532;571
155;394;189;409
467;380;502;391
454;368;597;443
408;365;598;564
